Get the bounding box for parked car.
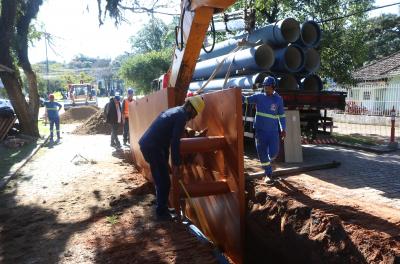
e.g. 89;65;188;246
0;97;13;110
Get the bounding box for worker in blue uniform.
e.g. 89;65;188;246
243;76;286;184
44;94;62;144
139;95;205;221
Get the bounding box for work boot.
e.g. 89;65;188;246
55;138;60;144
264;175;276;185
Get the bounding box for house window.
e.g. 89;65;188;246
363;91;371;100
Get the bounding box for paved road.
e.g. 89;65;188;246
280;144;400;216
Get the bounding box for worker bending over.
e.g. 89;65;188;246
122;88;135;145
139;96;205;221
243;76;286;184
44;94;62;144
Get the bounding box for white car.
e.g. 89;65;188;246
0;97;14;110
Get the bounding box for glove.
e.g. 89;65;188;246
280;130;286;140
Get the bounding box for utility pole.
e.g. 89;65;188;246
44;32;50;93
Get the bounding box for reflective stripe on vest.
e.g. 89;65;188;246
256;111;279;119
46;107;58;111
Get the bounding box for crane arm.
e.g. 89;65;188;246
169;0;236;105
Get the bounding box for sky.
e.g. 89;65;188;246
28;0;400;64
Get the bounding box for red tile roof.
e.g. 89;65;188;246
353;51;400;81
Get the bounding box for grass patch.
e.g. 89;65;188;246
106;215;119;225
332;133;381;146
38;119;50;137
0;120;46;179
0;140;41;178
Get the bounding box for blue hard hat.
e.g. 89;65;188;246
127;88;134;95
114;93;121;101
262;76;276;87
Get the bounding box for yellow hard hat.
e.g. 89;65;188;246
187;95;205;114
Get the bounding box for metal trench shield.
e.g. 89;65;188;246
128;88;244;264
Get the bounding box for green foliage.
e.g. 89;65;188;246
119;49;172;94
364;14;400;62
129;17;173;54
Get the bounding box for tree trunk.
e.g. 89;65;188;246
0;0;41;137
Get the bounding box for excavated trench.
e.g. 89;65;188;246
243;180;400;264
240;139;399;263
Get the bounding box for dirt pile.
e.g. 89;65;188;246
73;109;123;135
60;105;99;123
245;180;400;264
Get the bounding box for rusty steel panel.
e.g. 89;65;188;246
129;88;244;264
177;88;245;264
128;88;175;181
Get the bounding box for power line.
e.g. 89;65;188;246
319;2;400;23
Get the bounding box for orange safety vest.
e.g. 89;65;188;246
123;98;130;117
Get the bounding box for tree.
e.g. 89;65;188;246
0;0;43;137
364;14;400;62
129;17;173;54
119;49;172;94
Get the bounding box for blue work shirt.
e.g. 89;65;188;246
44;101;62;120
243;92;286;132
139;106;189;166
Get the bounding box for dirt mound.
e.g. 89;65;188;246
245;180;400;263
73;109;123;135
60;105;99;123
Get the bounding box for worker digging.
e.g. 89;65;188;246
242;76;286;184
139;95;205;221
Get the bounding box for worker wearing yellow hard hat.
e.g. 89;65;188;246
139;95;205;221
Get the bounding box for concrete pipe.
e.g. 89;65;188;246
189;72;268;92
271;44;305;73
193;44;274;80
300;74;323;91
300;48;321;74
296;20;321;48
277;74;299;91
199;18;300;61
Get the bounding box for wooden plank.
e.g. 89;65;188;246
0;116;16;141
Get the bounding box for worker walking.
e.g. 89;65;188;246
242;76;286;184
44;94;62;144
105;94;122;148
122;88;135;145
139;96;205;221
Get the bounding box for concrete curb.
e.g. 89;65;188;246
332;142;399;154
0;136;49;190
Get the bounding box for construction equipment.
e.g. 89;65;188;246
129;0;245;263
64;83;98;110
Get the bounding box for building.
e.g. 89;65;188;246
347;51;400;116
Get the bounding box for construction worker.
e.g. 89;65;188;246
242;76;286;184
44;94;62;144
139;95;205;221
105;93;122;148
122;88;135;145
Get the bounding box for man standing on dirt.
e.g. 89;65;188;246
242;76;286;184
44;93;62;144
122;88;135;145
105;93;122;148
139;96;205;221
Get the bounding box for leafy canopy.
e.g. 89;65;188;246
119;49;171;94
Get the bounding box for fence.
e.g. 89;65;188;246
328;82;400;143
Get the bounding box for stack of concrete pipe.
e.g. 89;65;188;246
189;18;323;93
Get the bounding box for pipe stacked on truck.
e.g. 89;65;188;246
189;18;323;93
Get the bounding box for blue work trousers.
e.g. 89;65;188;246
255;130;280;176
140;146;170;216
49;117;60;140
